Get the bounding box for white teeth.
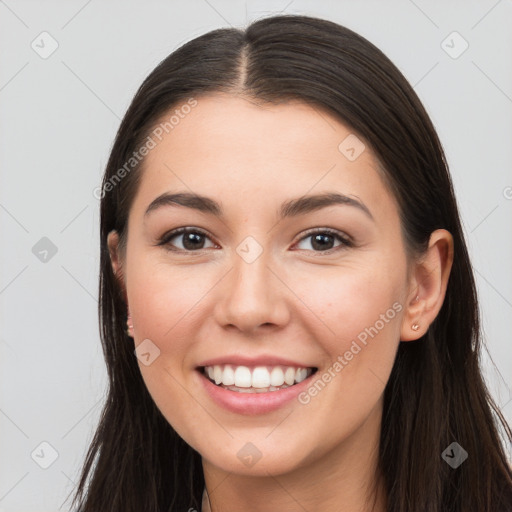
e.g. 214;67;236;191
284;367;296;385
234;366;252;387
222;364;235;386
221;384;292;393
213;365;223;385
270;367;285;386
295;368;309;383
204;364;314;390
252;366;270;388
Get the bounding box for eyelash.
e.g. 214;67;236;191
157;227;353;255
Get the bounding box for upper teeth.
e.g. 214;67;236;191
205;365;313;388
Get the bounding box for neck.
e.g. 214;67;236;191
202;399;387;512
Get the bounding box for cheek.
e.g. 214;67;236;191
294;263;404;352
126;256;213;344
290;264;404;415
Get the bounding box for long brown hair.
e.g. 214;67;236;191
71;14;512;511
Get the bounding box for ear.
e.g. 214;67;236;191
107;229;127;303
400;229;454;341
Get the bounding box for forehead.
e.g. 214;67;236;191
131;93;398;222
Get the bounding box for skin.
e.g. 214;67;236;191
108;93;453;512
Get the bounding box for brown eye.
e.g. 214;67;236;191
294;229;352;253
159;228;216;252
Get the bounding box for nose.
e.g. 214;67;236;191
213;250;290;334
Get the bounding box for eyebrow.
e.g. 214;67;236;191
144;191;374;221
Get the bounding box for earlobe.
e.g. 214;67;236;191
400;229;454;341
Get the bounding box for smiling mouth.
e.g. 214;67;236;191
200;364;318;393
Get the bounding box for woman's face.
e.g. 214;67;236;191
109;93;416;477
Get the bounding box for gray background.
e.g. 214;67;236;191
1;0;511;510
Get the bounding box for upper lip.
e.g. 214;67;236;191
197;354;317;369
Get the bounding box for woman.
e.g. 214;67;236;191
72;14;512;512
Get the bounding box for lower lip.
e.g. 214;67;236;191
197;369;316;415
